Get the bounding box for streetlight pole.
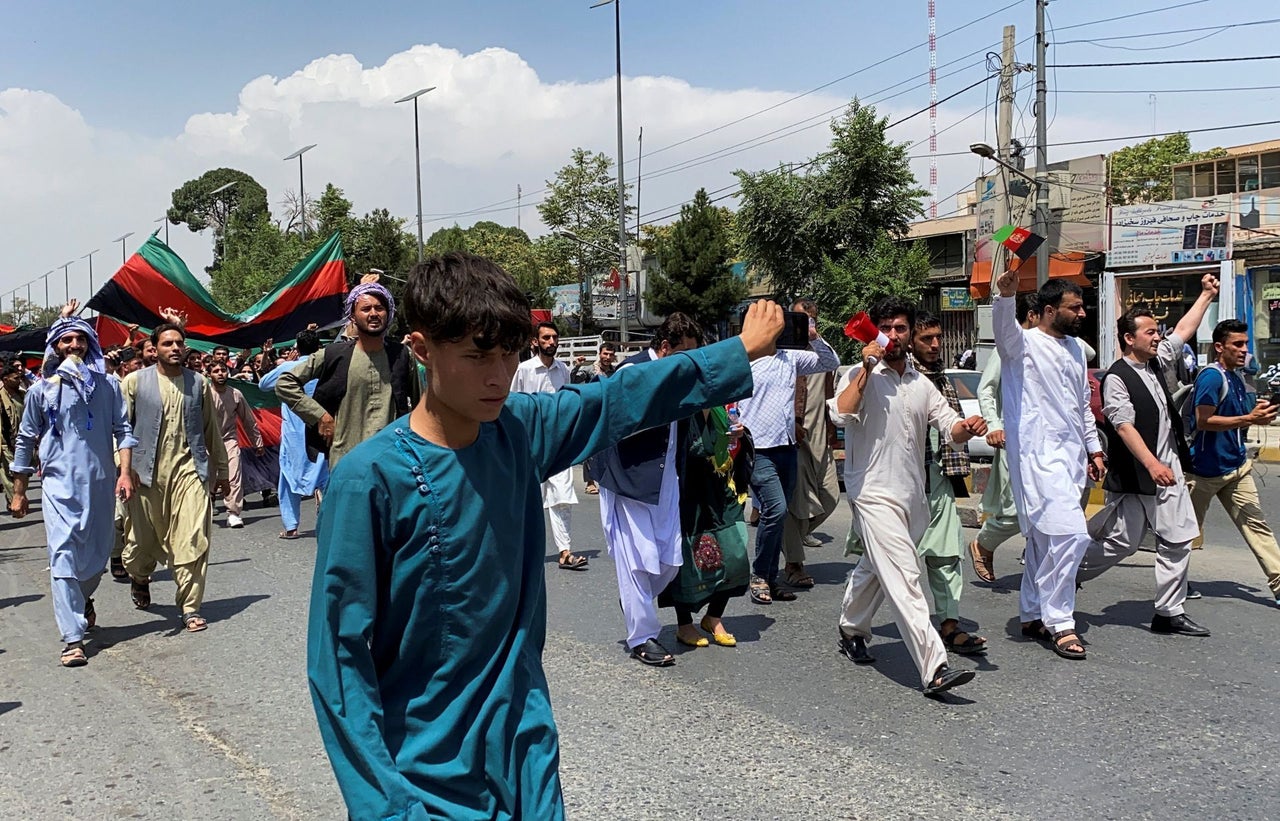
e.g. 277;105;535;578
42;271;53;310
208;181;238;260
155;216;170;245
114;231;135;265
1033;0;1050;288
82;250;98;312
592;0;629;344
395;87;436;263
283;144;317;240
61;261;73;304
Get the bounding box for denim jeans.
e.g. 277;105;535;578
751;445;799;585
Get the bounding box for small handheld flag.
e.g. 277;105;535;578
993;225;1045;262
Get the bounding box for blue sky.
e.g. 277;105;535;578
3;0;1279;296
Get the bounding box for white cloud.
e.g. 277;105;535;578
0;42;1138;304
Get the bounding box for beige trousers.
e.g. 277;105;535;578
1187;460;1280;596
224;438;244;516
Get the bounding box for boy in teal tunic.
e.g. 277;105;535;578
308;252;785;821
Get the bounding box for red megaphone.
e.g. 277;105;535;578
844;312;894;365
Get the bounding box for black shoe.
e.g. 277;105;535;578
1186;585;1202;600
837;630;876;665
1150;613;1210;637
629;639;675;667
923;664;975;695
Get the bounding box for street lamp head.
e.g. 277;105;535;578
969;143;997;159
555;230;581;242
81;250;99;260
283;144;317;161
113;232;134;243
209;181;238;196
589;0;616;7
394;86;437;104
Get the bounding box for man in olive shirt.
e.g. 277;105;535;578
275;282;416;470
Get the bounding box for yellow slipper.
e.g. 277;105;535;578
700;618;737;647
676;631;709;648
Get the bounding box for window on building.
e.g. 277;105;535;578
1172;166;1192;199
1238;155;1260;192
1262;152;1280;190
1216;159;1237;195
1193;162;1214;197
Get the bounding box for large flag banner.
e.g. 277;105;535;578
87;232;347;348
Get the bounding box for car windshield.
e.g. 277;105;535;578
947;371;981;400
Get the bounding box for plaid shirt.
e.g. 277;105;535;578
913;356;970;480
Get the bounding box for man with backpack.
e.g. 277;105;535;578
1186;317;1280;608
1079;274;1218;636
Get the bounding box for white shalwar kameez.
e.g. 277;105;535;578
598;422;683;649
829;360;960;687
1082;335;1197;616
994;296;1100;634
511;356;578;553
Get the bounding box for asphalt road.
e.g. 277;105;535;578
2;469;1278;820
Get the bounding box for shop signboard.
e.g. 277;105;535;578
940;287;975;311
1109;197;1233;267
549;284;581;318
1235;187;1280;243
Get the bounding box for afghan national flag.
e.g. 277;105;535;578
229;376;283;496
993;225;1045;262
87;232;347;349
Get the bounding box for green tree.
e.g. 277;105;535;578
809;234;932;362
646;189;748;330
537;148;632;327
735;101;926;299
212;212;305;313
1;297;61;328
425;225;469;254
316;183;357;241
167;168;270;262
1108;133;1229;205
464;222;548;308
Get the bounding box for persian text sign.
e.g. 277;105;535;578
1109;198;1232;267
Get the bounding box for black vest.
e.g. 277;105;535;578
1101;357;1192;496
305;338;416;455
595;350;687;505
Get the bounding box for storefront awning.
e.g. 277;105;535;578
969;252;1090;298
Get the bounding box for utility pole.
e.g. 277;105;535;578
995;24;1017;278
517;184;522;232
1033;0;1051;288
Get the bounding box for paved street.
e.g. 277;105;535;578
2;472;1278;820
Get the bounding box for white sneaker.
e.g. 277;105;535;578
227;514;244;529
802;534;822;548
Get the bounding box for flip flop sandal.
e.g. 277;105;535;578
942;629;988;655
784;568;816;589
923;666;975;695
749;578;772;605
130;579;151;610
558;553;589;571
278;530;299;540
60;643;88;668
1020;619;1052;642
1051;630;1087;660
181;613;208;633
109;557;128;579
968;538;996;583
769;585;798;602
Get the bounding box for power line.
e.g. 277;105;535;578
1048;54;1280;68
1055;17;1280;46
1050;0;1212;33
1056;84;1280;94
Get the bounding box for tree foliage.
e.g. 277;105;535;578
537;148;632;326
734;101;926;299
167;168;269;259
1108;133;1228;205
809;234;933;362
426;221;551;309
1;297;61;329
646;189;748;331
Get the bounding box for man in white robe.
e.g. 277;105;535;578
1080;275;1219;637
595;314;704;666
511;322;587;570
832;297;988;695
993;267;1106;661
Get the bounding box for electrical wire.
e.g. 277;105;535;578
1056;84;1280;94
1054;17;1280;46
1048;55;1280;68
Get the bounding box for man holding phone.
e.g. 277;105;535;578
1186;318;1280;607
736;308;838;605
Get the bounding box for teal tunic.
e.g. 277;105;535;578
308;339;753;821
